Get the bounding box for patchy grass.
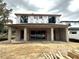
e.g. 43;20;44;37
0;42;79;59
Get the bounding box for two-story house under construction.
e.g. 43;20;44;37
7;13;69;42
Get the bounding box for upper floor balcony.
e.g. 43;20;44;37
15;13;61;24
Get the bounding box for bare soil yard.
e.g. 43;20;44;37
0;42;79;59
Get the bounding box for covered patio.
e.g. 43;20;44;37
7;23;69;42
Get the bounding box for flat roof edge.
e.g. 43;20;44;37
15;13;61;16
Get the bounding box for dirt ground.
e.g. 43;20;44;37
0;42;79;59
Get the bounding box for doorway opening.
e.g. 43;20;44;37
20;30;24;40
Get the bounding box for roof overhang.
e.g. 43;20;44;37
6;23;68;28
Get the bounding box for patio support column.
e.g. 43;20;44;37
24;27;27;41
66;28;69;42
51;28;54;41
8;27;12;42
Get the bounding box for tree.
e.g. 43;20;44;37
0;0;12;33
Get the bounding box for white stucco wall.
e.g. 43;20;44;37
15;15;20;24
69;30;79;40
56;16;60;24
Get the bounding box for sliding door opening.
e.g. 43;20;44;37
29;30;47;41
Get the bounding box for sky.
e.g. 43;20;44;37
4;0;79;21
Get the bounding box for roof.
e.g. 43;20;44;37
69;27;79;30
15;13;61;16
61;21;79;22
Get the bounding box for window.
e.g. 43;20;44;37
48;16;56;23
70;31;77;34
20;16;28;23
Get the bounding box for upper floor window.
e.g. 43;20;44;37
20;16;28;23
70;31;77;34
39;16;42;19
48;16;56;23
